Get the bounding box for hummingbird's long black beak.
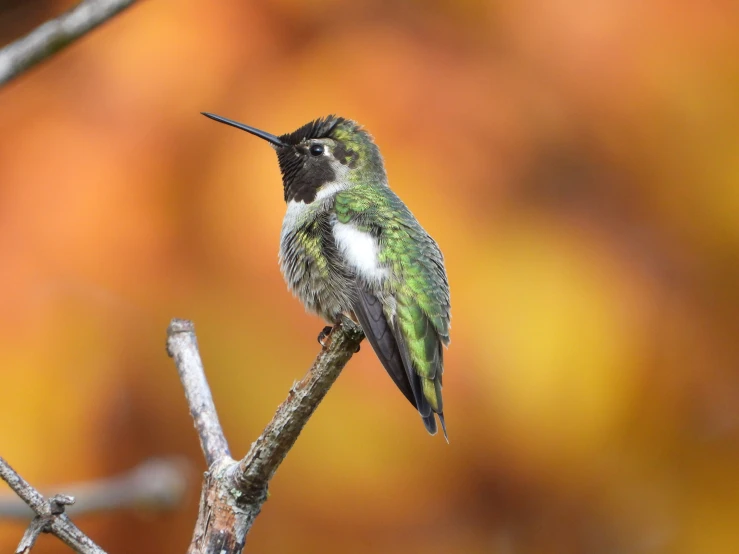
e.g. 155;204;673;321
201;112;286;147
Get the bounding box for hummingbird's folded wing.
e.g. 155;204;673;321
334;186;449;438
353;287;437;435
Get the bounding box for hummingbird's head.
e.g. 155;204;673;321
202;113;386;204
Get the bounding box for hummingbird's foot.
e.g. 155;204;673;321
317;325;333;347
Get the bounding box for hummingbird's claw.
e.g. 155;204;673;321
317;325;333;347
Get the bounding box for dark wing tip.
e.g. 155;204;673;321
423;413;448;443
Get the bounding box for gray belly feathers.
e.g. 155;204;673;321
279;205;355;322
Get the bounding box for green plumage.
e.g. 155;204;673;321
335;186;450;432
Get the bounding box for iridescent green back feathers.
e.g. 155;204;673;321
335;186;450;438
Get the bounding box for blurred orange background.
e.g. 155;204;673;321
2;1;739;553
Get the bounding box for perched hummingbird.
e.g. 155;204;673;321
203;112;451;439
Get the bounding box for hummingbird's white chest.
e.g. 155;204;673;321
332;222;388;284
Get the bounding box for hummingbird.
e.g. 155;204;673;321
202;112;451;439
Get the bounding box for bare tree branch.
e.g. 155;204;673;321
0;0;138;87
0;456;106;554
234;319;363;499
166;317;364;554
0;457;189;520
16;514;47;553
167;320;231;467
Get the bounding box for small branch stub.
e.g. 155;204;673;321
49;494;75;515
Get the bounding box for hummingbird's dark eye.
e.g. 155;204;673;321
309;143;325;156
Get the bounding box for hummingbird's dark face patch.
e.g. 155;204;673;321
275;116;369;202
276;143;335;203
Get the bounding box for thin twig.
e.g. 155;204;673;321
0;0;138;87
167;317;363;553
16;516;47;553
0;457;190;519
167;320;231;467
0;456;106;554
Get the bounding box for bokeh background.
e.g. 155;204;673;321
2;1;739;552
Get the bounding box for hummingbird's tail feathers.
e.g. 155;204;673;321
438;413;449;443
353;288;417;408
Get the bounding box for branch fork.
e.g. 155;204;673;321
0;457;107;554
166;317;363;553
